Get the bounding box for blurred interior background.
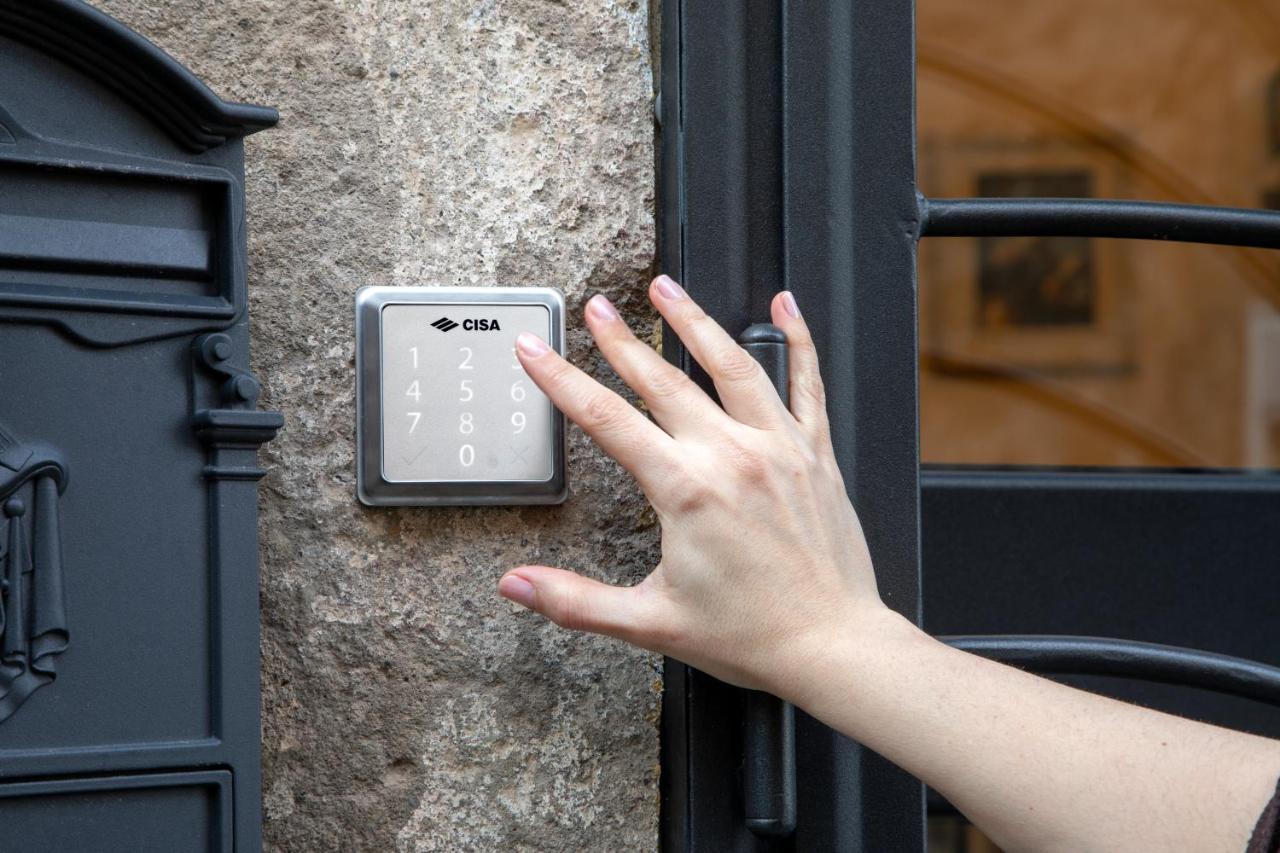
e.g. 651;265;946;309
918;0;1280;473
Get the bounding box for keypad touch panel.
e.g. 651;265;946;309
356;287;567;506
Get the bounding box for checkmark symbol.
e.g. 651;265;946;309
402;444;431;464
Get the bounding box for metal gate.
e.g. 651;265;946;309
0;2;278;849
659;2;1280;850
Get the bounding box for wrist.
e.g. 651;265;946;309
769;603;929;710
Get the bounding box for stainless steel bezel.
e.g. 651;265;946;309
355;286;568;506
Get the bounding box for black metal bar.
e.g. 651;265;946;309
922;466;1280;494
656;1;689;847
661;0;924;849
943;636;1280;708
782;1;925;845
738;325;797;839
920;197;1280;249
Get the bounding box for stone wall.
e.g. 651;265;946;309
92;1;661;850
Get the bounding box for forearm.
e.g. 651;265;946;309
784;609;1280;853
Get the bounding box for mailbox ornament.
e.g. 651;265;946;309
0;421;68;725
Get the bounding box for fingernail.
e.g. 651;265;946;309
781;291;801;318
499;574;537;609
654;274;686;301
516;332;550;358
587;294;620;323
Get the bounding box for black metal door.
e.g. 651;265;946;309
660;1;1280;850
0;2;279;850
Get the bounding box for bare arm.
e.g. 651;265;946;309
802;612;1280;852
499;276;1280;853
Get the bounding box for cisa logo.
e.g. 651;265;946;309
432;317;503;333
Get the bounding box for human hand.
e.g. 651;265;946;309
506;277;1280;852
498;275;891;700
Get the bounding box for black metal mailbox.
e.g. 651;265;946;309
0;2;279;850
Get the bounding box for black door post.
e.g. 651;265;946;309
659;2;925;850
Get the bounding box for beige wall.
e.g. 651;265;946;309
919;0;1280;469
93;1;661;850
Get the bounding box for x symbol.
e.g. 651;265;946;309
508;444;530;464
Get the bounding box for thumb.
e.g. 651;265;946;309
499;566;665;647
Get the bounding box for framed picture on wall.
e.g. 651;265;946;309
1246;308;1280;469
921;137;1136;375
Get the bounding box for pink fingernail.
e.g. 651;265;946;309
781;291;801;318
516;332;550;358
499;574;537;609
587;294;620;323
654;275;686;301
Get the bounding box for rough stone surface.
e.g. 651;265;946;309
92;1;661;849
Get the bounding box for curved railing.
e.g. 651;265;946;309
942;635;1280;708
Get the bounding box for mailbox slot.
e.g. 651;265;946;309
0;160;234;316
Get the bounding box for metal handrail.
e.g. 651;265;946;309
942;635;1280;707
919;197;1280;249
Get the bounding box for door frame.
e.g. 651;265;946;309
659;2;924;850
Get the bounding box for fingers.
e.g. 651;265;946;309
769;291;831;441
584;294;728;438
649;276;791;430
499;566;671;649
515;331;678;492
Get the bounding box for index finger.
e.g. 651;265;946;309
649;276;791;430
515;332;680;493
